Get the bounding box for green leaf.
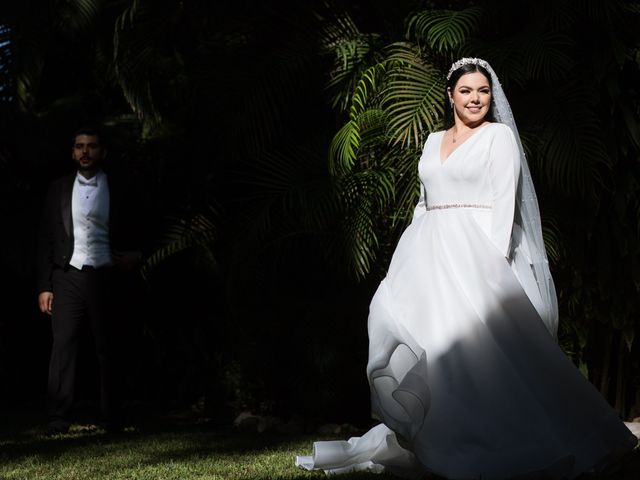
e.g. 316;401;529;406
58;0;102;33
538;84;609;197
406;7;483;53
329;120;361;176
349;63;387;119
383;44;444;147
542;217;562;264
141;208;219;279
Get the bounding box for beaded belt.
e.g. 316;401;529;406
426;203;491;211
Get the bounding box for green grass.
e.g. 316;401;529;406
0;412;397;480
1;430;327;479
0;411;637;480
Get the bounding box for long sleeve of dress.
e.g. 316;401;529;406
488;125;521;258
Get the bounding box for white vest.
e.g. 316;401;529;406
69;170;113;268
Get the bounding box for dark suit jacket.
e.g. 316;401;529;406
37;171;142;293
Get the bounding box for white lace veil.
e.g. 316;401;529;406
448;58;559;338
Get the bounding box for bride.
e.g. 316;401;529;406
296;58;637;479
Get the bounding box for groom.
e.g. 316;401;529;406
37;127;141;434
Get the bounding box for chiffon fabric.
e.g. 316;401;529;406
296;123;637;479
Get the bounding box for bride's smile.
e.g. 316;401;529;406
448;71;492;127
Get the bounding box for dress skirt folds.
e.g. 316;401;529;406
296;124;637;479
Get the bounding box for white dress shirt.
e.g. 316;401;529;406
69;170;113;269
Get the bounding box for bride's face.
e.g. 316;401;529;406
448;71;492;126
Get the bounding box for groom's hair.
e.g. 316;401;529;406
71;126;105;147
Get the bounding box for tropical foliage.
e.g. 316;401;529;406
1;0;640;421
0;0;368;419
322;0;640;416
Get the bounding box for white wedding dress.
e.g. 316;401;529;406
296;123;637;479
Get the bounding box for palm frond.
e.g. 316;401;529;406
241;146;335;218
344;168;396;207
622;2;640;14
317;4;360;50
381;146;422;228
333;35;376;70
349;63;387;120
58;0;102;33
328;62;388;175
358;108;389;150
340;168;396;278
326;34;382;111
538;84;609;197
329;119;360;176
573;0;617;23
229;140;343;283
329;108;390;177
383;44;444;147
480;33;574;87
318;5;381;112
141;207;219;279
15;54;44;112
238;140;341;231
344;198;378;277
513;32;574;84
112;0;164;128
542;217;562;264
225;40;319;158
535;0;581;30
406;7;483;53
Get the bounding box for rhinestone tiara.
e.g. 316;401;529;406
446;57;490;80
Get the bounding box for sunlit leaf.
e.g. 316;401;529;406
406;7;483;53
383;44;444;147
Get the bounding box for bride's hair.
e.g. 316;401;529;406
443;64;496;128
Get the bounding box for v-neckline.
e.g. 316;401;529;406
439;123;492;166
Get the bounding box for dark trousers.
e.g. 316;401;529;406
47;265;118;427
